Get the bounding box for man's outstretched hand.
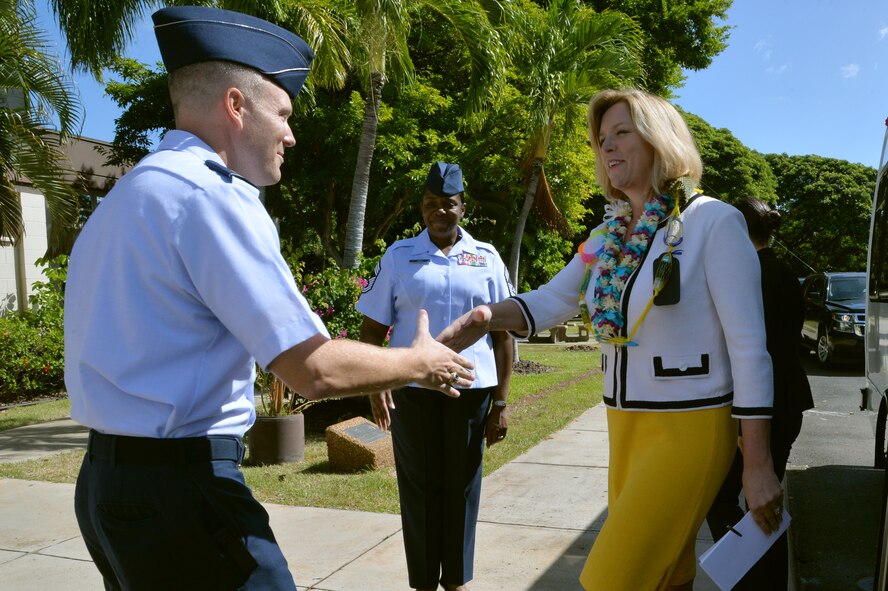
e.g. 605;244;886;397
411;310;474;397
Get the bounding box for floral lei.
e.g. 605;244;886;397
587;192;674;342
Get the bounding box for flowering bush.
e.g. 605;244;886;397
298;255;381;341
0;256;67;403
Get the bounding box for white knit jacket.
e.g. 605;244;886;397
511;196;773;417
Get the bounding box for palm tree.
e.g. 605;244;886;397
48;0;504;269
502;0;641;286
0;0;82;257
340;0;506;268
49;0;352;89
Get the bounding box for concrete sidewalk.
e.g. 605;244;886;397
0;404;721;590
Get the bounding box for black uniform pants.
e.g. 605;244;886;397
74;431;296;591
391;386;493;588
705;415;804;591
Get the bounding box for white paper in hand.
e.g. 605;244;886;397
699;508;791;591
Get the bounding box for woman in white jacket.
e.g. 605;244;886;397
437;88;784;591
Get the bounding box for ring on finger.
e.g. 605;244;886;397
449;372;459;385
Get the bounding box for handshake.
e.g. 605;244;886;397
406;305;496;397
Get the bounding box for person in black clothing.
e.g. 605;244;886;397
705;196;815;590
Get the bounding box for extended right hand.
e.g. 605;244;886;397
436;305;493;353
411;309;474;397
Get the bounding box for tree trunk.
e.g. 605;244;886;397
342;71;385;269
508;158;543;287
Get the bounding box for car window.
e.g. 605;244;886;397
805;276;826;299
828;277;866;301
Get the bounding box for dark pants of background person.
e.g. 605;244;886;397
705;415;804;591
74;431;296;591
391;386;493;589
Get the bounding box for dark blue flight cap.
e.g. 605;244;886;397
425;162;464;197
152;6;313;98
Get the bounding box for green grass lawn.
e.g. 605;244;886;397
0;398;71;431
0;344;603;513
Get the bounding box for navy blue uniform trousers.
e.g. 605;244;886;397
74;431;296;591
391;386;493;588
705;415;803;591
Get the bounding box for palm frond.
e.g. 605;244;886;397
1;117;78;254
0;0;83;137
48;0;164;77
418;0;508;116
282;0;353;91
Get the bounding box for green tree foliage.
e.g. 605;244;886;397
339;0;506;268
77;0;739;291
0;0;81;256
683;110;777;203
584;0;732;95
102;58;173;167
765;153;874;274
497;0;642;285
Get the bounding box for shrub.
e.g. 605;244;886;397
0;256;67;403
298;255;381;341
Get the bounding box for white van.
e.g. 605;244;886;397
863;124;888;590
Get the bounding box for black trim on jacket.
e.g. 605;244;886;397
508;296;535;338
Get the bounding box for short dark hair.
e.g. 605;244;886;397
168;60;268;121
735;196;781;245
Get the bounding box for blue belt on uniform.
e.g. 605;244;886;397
87;430;244;464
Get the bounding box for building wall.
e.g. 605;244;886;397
0;239;17;313
0;135;126;315
0;190;49;314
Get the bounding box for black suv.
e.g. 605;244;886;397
800;272;866;365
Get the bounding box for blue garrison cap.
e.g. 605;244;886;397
152;6;313;98
425;162;464;197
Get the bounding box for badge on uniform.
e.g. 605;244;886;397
456;253;487;267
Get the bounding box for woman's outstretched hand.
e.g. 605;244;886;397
436;305;493;353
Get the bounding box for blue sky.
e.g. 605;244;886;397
38;0;888;169
675;0;888;170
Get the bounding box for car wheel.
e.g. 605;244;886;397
816;328;832;366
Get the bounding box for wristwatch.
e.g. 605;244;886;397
492;400;508;408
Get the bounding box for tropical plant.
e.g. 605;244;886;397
585;0;733;95
254;366;319;416
339;0;507;269
499;0;642;285
0;0;82;257
0;256;67;402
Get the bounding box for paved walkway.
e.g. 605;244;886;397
0;404;723;590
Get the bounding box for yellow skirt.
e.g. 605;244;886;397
580;406;736;590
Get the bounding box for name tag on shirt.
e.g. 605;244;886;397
456;253;487;267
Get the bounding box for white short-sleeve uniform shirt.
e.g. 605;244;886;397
356;228;514;389
64;131;329;438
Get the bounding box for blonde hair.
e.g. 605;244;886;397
588;89;702;202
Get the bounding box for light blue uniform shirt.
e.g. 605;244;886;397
356;228;513;388
64;131;329;438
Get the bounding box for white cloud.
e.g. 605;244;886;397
754;39;773;61
880;25;888;40
766;64;789;75
841;63;861;78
